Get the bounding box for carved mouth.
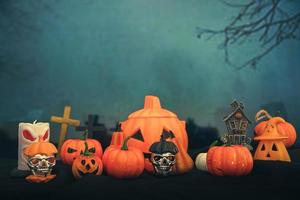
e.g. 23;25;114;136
32;168;51;176
154;166;172;175
78;167;99;177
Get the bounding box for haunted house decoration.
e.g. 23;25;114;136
222;100;252;149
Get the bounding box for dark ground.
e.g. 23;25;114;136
1;148;300;200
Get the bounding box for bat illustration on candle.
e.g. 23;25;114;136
18;121;50;171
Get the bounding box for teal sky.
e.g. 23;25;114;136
1;0;299;140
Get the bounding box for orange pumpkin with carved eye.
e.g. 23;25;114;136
61;139;103;165
254;110;297;148
111;96;188;172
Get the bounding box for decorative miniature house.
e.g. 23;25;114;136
222;100;252;147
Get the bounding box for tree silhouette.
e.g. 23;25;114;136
197;0;300;70
186;118;219;149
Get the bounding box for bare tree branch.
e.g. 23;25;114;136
197;0;300;70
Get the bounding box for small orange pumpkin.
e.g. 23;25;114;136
61;132;103;165
207;145;253;176
103;137;144;179
254;110;297;148
72;142;103;179
111;96;188;172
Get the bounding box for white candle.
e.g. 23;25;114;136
18;120;50;170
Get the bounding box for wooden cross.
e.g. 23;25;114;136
51;106;80;155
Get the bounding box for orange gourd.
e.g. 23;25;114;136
207;145;253;176
254;110;297;148
111;96;188;172
170;137;194;174
103;137;144;179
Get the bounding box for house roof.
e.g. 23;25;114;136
223;100;251;123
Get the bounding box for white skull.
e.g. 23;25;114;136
150;152;176;176
27;154;56;176
18;121;50;170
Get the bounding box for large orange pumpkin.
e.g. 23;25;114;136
207;145;253;176
110;96;189;172
103;137;144;179
254;110;297;148
61;137;103;165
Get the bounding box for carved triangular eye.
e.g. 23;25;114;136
43;130;49;141
23;130;36;141
132;129;144;142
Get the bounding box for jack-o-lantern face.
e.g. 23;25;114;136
72;155;103;179
61;139;103;165
71;141;103;179
111;96;189;172
18;121;50;170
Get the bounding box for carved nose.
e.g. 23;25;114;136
162;158;168;165
41;160;48;167
86;164;91;170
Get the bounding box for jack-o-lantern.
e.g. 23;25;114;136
60;131;103;165
110;96;189;172
254;110;297;148
72;142;103;179
23;136;58;183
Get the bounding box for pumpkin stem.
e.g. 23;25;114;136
209;140;219;148
255;109;272;122
80;129;89;140
121;136;131;151
83;141;92;156
144;96;161;109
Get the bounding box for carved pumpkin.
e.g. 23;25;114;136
111;96;188;172
72;142;103;179
254;110;297;148
254;117;291;162
61;135;103;165
103;137;144;179
23;136;58;183
207;145;253;176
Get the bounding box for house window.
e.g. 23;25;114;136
230;121;236;129
240;121;247;130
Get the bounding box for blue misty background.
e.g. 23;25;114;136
0;0;299;146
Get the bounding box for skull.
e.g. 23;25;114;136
27;154;56;177
150;152;176;176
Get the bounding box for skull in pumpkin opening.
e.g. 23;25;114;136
27;154;56;176
149;131;178;176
